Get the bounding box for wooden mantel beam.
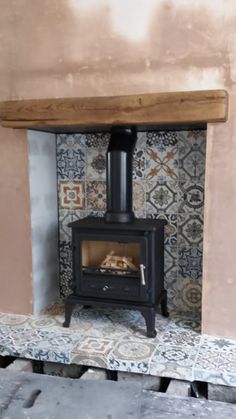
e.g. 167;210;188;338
0;90;228;130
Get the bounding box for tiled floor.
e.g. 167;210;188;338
0;307;236;387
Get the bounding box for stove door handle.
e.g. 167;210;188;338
140;264;146;286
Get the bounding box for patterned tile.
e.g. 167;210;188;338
57;133;86;149
133;148;146;180
86;148;106;180
86;210;105;218
160;326;201;347
59;181;85;210
133;181;146;215
178;130;206;182
73;337;115;355
0;314;29;327
59;209;88;242
151;344;198;368
58;241;73;298
58;210;88;242
164;246;178;287
111;340;156;360
178;182;204;213
59;271;73;299
58;210;72;242
56;130;206;315
57;134;86;181
218;349;236;374
146;180;178;214
193;369;236;387
136;131;147;148
178;247;202;280
178;213;203;247
145;145;178;181
171;312;201;333
195;349;220;371
146;131;178;151
193;335;236;385
86;181;106;211
59;241;72;273
173;279;202;312
1;309;236;386
85;133;110;148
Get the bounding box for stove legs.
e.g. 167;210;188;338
141;290;169;337
161;290;169;318
142;308;157;338
63;296;78;328
63;291;168;338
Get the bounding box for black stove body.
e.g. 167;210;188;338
63;127;168;337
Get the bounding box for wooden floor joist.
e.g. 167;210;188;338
0;90;228;130
1;370;236;419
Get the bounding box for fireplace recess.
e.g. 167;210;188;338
63;127;168;337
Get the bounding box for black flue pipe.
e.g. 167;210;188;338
105;127;137;224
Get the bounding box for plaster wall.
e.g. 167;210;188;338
0;0;236;337
28;130;59;316
0;126;32;314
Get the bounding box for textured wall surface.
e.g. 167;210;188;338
0;0;236;337
0;127;33;314
57;130;206;315
28;131;59;315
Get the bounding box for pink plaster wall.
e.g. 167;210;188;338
0;126;33;314
0;0;235;337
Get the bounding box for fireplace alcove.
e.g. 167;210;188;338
0;90;228;328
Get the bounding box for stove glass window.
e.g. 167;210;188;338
81;240;141;278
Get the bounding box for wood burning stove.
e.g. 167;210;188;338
63;127;168;337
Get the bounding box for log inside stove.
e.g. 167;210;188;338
82;250;140;277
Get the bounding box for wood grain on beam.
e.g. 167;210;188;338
0;90;228;129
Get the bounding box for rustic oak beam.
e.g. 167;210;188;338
0;90;228;129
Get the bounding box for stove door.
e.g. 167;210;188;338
74;233;149;302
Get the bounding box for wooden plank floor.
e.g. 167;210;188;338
0;370;236;419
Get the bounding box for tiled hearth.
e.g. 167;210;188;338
57;130;205;314
0;307;236;387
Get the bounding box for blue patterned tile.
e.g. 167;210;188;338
59;210;88;242
133;148;146;180
59;241;73;298
164;245;178;284
57;133;86;149
85;133;110;148
178;247;202;280
56;130;206;316
217;349;236;374
146;131;178;151
86;210;105;218
151;344;198;368
160;325;201;348
178;182;204;214
1;309;236;386
171;313;201;333
178;213;203;247
33;349;71;364
178;130;206;182
57;134;86;180
146;180;178;214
